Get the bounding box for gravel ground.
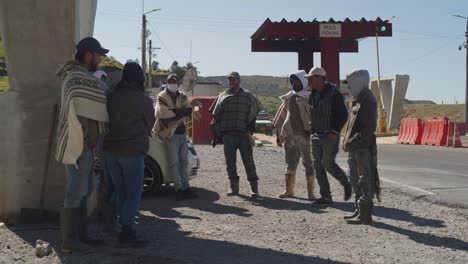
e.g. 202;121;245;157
1;145;468;264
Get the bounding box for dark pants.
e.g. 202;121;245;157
105;152;144;227
348;147;376;204
223;133;259;183
311;136;349;199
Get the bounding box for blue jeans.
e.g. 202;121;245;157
105;152;144;227
166;134;189;192
64;148;94;208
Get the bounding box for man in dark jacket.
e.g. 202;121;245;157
342;69;378;225
104;62;155;247
306;67;352;206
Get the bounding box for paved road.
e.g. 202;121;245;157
336;144;468;209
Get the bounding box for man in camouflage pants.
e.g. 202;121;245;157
273;70;316;200
342;69;379;225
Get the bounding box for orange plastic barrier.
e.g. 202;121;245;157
427;117;449;146
398;118;423;145
421;118;437;145
446;122;462;148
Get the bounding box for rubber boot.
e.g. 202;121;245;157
118;225;147;248
227;180;239;196
250;181;260;199
279;173;296;198
343;198;360;220
306;175;317;201
346;200;373;225
61;208;93;254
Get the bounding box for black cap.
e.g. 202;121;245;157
76;37;109;55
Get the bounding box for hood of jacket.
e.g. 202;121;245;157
56;60;89;80
279;70;310;99
345;69;370;97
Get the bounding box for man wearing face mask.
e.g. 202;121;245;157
272;70;316;200
153;74;198;201
342;69;379;225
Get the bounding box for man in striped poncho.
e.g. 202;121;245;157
55;37;109;254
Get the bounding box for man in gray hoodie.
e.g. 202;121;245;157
272;70;316;200
342;69;379;225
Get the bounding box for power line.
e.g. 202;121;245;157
147;21;177;62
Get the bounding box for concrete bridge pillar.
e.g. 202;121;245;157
0;0;97;221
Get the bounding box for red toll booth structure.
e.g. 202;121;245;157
251;17;393;86
191;96;217;145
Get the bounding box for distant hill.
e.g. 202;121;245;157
402;104;465;122
199;75;290;97
404;99;436;105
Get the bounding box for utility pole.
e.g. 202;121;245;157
453;15;468;123
375;26;387;133
141;14;147;76
141;7;161;88
147;39;160;89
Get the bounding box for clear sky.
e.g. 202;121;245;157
94;0;467;103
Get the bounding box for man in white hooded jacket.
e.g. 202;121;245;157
272;70;316;200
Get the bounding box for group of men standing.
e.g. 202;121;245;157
210;67;380;226
55;36;379;254
56;37;199;254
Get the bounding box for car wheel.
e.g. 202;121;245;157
143;156;163;195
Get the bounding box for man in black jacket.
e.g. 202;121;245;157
306;67;352;206
104;62;155;247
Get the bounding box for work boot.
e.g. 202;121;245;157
343;198;360;220
250;181;260;199
227;181;240;196
347;200;373;225
118;225;147;248
79;201;103;245
306;175;317;201
61;208;93;254
312;197;333;206
344;182;352;201
279;173;296;198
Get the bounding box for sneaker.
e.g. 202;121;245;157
312;197;333;206
183;188;199;199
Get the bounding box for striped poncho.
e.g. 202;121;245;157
55;61;109;166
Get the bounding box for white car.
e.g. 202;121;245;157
143;136;200;194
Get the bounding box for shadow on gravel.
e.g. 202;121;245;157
373;221;468;252
237;194;326;214
141;187;253;218
373;206;446;228
50;214;353;264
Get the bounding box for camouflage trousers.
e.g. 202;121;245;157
284;134;314;176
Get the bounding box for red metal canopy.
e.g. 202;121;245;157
251;17;393;85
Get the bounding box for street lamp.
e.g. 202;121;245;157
141;8;162;87
452;15;468;123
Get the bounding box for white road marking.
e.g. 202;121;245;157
380;177;436;195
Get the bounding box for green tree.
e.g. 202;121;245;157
151;61;159;70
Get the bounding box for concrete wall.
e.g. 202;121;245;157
0;0;96;221
371;75;410;130
182;83;222;97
